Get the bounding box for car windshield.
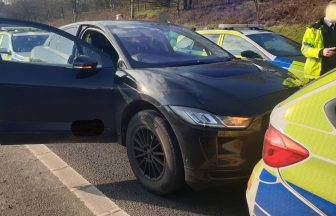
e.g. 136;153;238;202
12;34;49;53
247;33;302;57
108;23;232;68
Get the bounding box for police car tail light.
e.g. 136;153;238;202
263;126;309;168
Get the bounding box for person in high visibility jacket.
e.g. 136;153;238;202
301;0;336;81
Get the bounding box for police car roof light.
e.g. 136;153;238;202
218;24;266;30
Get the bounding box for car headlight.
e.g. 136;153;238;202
170;106;252;129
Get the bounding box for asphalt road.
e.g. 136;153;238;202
47;143;249;216
0;145;93;216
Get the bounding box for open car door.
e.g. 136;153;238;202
0;18;116;144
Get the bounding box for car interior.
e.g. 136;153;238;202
82;30;119;68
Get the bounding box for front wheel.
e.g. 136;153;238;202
126;110;185;195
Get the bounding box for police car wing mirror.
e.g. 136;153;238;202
0;48;11;55
73;55;98;74
241;50;262;59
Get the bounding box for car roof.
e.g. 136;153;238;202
62;20;182;30
198;29;274;36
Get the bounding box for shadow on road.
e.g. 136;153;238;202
47;143;249;215
92;180;249;216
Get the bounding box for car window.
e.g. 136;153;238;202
0;35;11;61
203;34;220;43
222;34;263;58
45;34;75;57
109;23;232;68
81;30;119;68
12;34;49;53
63;26;79;36
176;36;193;49
0;25;103;67
247;33;302;57
175;35;206;54
0;35;10;50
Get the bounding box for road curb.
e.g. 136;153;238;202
25;144;128;216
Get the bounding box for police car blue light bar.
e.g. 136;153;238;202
218;24;266;29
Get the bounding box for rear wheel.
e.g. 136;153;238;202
126;110;185;195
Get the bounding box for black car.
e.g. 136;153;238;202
0;18;295;195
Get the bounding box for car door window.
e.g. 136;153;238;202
41;33;77;65
222;34;263;58
203;34;220;43
63;26;80;36
0;24;103;67
81;30;119;68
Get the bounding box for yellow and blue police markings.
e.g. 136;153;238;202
247;163;335;216
268;57;305;81
269;56;306;87
247;71;336;215
198;29;306;86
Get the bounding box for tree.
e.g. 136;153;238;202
254;0;260;21
105;0;115;13
183;0;192;10
0;2;7;17
130;0;134;19
71;0;79;22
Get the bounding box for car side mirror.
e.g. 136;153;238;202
0;48;11;55
73;55;98;73
241;50;262;59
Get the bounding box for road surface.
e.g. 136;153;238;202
0;143;249;215
47;143;249;216
0;145;93;216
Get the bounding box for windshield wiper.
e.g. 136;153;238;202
173;57;232;67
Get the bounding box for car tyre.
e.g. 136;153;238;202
126;110;185;195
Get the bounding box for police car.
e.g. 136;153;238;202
0;27;49;62
198;24;306;85
246;70;336;215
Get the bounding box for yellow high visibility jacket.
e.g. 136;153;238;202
301;21;324;80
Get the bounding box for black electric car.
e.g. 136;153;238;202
0;18;296;195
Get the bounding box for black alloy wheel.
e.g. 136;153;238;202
132;127;166;180
126;110;185;195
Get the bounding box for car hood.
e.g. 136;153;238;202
129;59;296;117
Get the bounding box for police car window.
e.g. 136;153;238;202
12;34;49;53
203;34;220;43
248;33;302;57
222;34;263;57
0;35;10;50
0;35;11;61
0;25;103;67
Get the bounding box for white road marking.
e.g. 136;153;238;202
25;144;128;216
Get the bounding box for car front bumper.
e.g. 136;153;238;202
162;106;270;189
